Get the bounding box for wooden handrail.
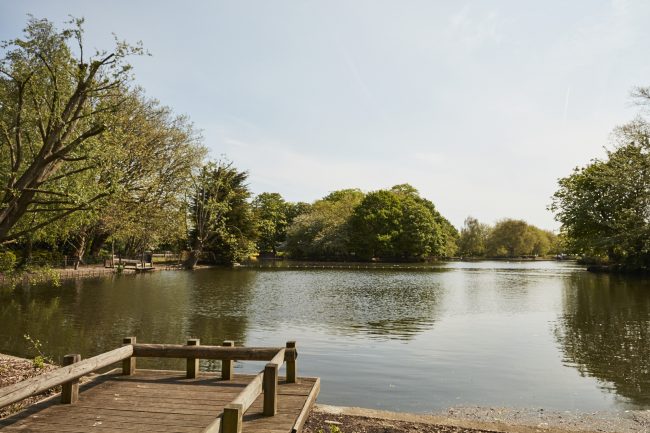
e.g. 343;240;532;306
268;348;285;367
232;372;264;410
132;343;297;361
222;348;286;433
0;345;133;409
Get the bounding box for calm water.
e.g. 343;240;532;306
1;261;649;413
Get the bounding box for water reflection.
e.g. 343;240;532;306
0;270;255;366
555;273;650;405
244;270;443;340
3;263;650;411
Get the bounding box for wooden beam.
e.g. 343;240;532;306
222;340;234;380
186;338;200;379
263;362;278;416
286;341;297;383
269;348;285;367
222;403;243;433
132;343;297;361
122;337;136;375
0;345;133;409
60;354;80;404
231;371;263;412
201;417;221;433
291;377;321;433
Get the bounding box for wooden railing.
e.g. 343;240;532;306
0;338;299;433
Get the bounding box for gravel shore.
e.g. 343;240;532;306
305;404;650;433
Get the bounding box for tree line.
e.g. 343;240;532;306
0;17;560;273
551;87;650;271
457;217;558;258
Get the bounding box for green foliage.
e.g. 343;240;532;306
349;185;452;260
0;17;203;263
486;219;555;257
317;424;343;433
188;161;257;266
252;192;290;254
0;250;16;273
285;184;456;261
0;16;144;244
552;115;650;269
23;334;53;369
285;189;363;259
458;216;490;256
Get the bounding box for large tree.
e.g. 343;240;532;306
187;161;257;268
457;216;491;257
252;192;289;255
551;120;650;267
0;17;144;244
285;189;363;259
349;184;453;260
486;218;554;258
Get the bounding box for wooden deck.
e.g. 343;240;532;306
0;369;320;432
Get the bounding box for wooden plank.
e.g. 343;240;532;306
286;342;297;383
2;415;204;432
291;377;320;433
122;337;136;375
60;354;81;404
133;344;297;361
263;363;278;416
0;345;133;409
269;349;285;368
231;372;263;412
201;417;221;433
186;338;200;379
1;367;319;433
222;403;243;433
222;340;234;380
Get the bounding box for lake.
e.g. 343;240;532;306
1;261;649;413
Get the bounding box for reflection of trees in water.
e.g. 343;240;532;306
186;269;253;345
555;273;650;405
0;289;66;360
322;275;443;341
241;270;444;341
0;270;255;367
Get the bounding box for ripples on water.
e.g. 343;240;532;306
1;260;649;412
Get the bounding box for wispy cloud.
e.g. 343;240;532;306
447;4;503;49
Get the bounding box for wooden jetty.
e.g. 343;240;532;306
105;254;155;272
0;339;319;433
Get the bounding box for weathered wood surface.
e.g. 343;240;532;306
0;345;133;409
0;369;319;433
132;344;297;361
231;372;263;412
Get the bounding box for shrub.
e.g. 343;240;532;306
0;251;17;273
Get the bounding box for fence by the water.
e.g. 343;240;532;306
0;338;319;433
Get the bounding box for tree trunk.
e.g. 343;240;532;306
73;233;87;270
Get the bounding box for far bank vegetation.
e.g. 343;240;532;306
0;17;560;275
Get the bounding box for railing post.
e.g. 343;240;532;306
122;337;136;375
186;338;200;379
263;362;278;416
222;340;234;380
286;341;297;383
61;354;81;404
222;403;243;433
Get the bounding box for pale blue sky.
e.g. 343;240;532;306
2;1;649;230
